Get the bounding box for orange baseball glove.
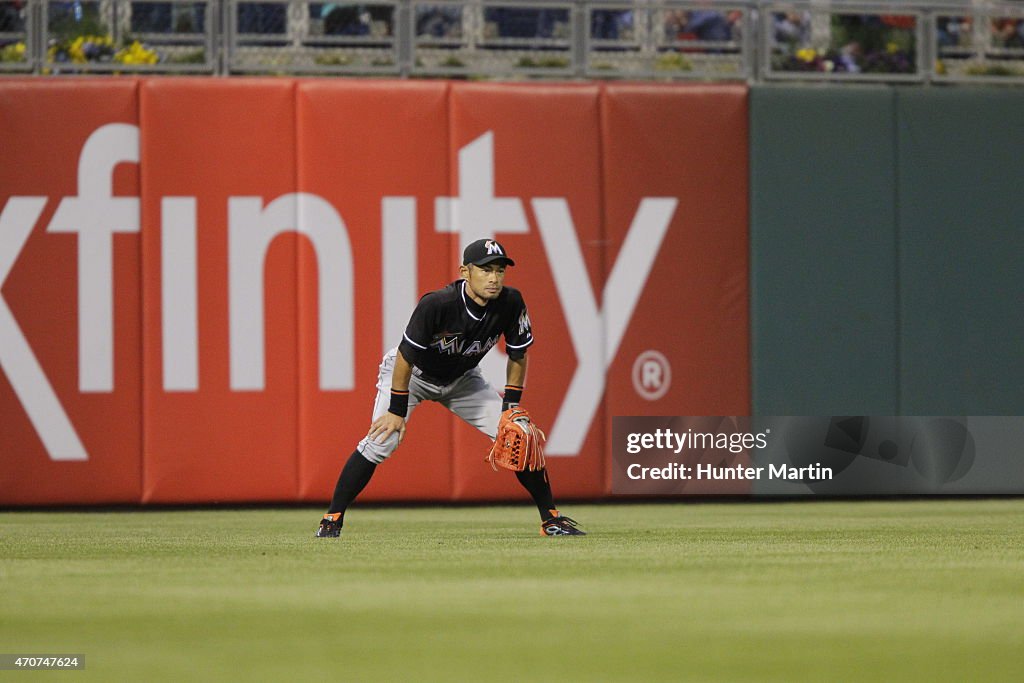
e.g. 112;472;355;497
486;406;547;472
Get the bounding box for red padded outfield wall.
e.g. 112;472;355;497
0;79;749;505
140;80;300;503
0;80;143;504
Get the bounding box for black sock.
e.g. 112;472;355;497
515;468;556;520
327;450;378;519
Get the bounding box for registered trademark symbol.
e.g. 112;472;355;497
632;350;671;401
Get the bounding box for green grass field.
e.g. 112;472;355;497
1;500;1022;682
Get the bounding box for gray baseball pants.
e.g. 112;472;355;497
357;347;503;464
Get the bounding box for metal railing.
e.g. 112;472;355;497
0;0;1022;83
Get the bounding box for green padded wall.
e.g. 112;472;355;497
750;86;899;414
896;88;1024;414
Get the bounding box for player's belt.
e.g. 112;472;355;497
411;366;455;388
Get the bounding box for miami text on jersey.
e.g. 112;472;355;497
431;333;501;357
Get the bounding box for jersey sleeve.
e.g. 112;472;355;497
503;289;534;360
398;292;439;365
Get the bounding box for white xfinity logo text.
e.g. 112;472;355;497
1;125;676;461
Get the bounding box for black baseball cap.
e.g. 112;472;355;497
462;239;515;267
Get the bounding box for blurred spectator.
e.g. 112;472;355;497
323;4;369;35
936;16;969;49
322;3;391;37
485;7;565;39
416;4;460;39
186;3;205;33
591;8;632;41
366;3;394;36
666;9;737;43
683;11;732;42
1;0;24;32
880;14;915;31
838;42;861;72
834;14;887;55
992;17;1023;49
773;11;809;46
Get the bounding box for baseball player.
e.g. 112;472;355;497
316;238;585;538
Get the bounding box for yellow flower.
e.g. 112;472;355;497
1;41;26;62
796;48;816;63
69;37;85;63
886;42;899;54
114;41;159;65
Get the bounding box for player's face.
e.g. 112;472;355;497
462;263;507;304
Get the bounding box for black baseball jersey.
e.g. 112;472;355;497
398;280;534;386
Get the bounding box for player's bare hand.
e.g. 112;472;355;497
368;412;406;445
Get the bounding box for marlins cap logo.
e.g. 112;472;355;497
485;240;503;256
